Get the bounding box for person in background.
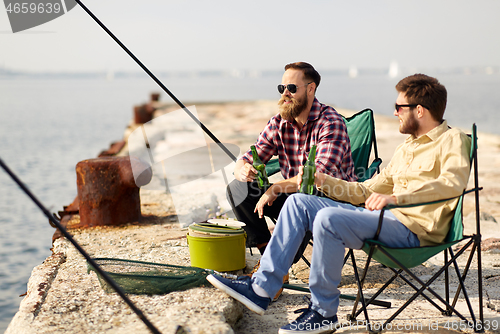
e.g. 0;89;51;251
212;74;471;333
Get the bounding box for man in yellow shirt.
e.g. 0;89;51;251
208;74;471;334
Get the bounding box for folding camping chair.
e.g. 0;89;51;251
348;124;484;332
264;108;382;266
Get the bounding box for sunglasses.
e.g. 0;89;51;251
395;103;430;112
278;82;312;94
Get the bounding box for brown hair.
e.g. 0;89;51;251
284;62;321;91
396;74;447;121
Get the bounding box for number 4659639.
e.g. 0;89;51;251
6;2;61;14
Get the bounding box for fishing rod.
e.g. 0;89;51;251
0;157;162;334
73;0;237;163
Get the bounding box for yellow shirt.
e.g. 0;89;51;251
318;121;471;246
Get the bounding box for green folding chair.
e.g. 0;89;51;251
343;108;382;182
348;124;484;332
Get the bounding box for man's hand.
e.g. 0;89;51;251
254;186;278;218
364;193;397;211
297;166;327;189
234;160;258;182
254;177;299;218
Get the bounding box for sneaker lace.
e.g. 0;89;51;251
292;296;313;322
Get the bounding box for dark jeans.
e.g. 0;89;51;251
227;179;290;247
227;179;323;262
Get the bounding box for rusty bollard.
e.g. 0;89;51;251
76;156;152;227
151;92;160;102
133;103;155;124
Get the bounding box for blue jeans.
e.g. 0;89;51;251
252;193;420;317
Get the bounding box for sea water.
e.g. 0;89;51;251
0;71;499;331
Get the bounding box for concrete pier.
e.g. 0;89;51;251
5;100;500;333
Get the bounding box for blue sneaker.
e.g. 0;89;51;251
279;305;338;334
206;274;270;315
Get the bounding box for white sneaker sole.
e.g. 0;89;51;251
207;275;266;315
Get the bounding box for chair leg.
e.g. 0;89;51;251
473;145;485;332
476;235;484;333
445;249;452;315
353;269;401;319
447;237;483;332
377;245;472;326
386;267;447;314
349;247;375;332
300;255;311;267
382;270;458;327
451;241;476;308
449;247;478;328
343;249;352;266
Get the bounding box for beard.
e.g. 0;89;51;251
399;110;420;136
278;94;309;122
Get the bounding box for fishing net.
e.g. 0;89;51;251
87;258;211;295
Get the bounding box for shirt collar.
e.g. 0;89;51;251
406;120;449;143
307;98;322;122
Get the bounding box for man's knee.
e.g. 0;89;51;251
285;193;315;209
280;194;306;219
312;207;370;250
312;208;333;236
226;179;250;207
312;207;352;238
281;193;319;231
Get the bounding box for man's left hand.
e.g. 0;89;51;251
254;186;279;219
364;193;397;211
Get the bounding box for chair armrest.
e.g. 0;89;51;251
384;187;481;210
357;158;382;182
372;187;482;241
265;158;280;177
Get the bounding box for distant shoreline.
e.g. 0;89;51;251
1;65;499;80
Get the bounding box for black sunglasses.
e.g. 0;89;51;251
278;82;312;94
395;103;430;112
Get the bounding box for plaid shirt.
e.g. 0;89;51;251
242;98;356;181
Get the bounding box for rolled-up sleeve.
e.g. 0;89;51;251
241;119;278;165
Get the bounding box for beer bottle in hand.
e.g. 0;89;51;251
299;145;317;195
251;145;270;190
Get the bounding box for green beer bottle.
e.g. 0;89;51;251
251;145;270;190
299;145;317;195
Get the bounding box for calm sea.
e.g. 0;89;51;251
0;71;499;331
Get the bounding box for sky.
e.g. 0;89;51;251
1;0;500;73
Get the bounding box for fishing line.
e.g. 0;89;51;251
73;0;237;163
0;157;162;334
